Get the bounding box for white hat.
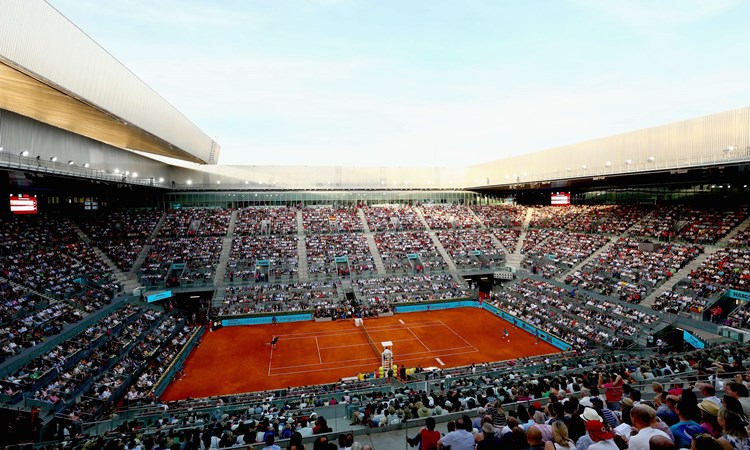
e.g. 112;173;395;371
582;407;603;422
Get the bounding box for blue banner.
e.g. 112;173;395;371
146;290;172;303
256;259;271;267
222;313;312;327
394;301;477;313
407;253;419;260
335;256;348;263
727;289;750;302
481;304;572;351
683;329;706;349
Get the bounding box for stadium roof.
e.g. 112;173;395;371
0;1;218;165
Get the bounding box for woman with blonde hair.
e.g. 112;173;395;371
716;407;749;450
544;421;575;450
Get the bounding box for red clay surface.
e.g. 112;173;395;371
160;308;560;401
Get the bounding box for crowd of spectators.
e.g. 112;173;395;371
0;302;85;360
234;207;298;235
373;231;447;273
76;210;161;271
302;207;364;234
354;274;466;304
306;233;375;277
497;278;657;347
687;248;750;292
140;238;223;286
226;235;299;282
216;281;340;316
522;230;610;276
363;205;425;231
472;205;528;228
629;205;748;243
565;239;702;303
437;230;504;270
492;228;522;253
728;223;750;248
159;209;231;237
418;205;482;230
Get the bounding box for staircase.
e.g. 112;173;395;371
90;246;142;295
427;230;458;273
358;208;372;234
364;234;387;275
69;221;142;294
151;212;167;239
717;214;750;246
640;246;721;307
297;211;310;282
555;215;653;283
69;221;92;243
213;211;239;284
555;239;614;282
506;208;534;271
357;208;386;275
414;207;431;230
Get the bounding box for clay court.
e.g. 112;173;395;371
160;308;561;400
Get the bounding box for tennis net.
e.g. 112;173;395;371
361;323;381;358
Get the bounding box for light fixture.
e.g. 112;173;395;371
605;161;612;167
0;147;3;152
723;146;736;153
581;164;587;169
132;172;138;178
186;179;193;185
124;171;130;175
216;180;221;184
114;168;120;174
83;163;90;168
158;177;164;183
68;160;75;165
20;150;29;157
647;156;655;162
50;156;57;162
625;159;633;165
244;181;249;184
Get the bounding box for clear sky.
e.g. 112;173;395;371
48;0;750;167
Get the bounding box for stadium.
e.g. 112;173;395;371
1;2;750;449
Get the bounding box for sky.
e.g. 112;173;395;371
48;0;750;167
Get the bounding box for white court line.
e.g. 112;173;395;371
315;336;322;364
405;325;431;352
399;319;405;324
268;345;274;377
438;320;480;352
271;355;379;370
269;350;479;376
435;358;445;366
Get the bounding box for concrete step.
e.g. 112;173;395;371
69;220;92;244
150;212;167;239
717;214;750;246
414;207;431;230
297;228;310;282
227;209;239;237
364;233;387;276
555;237;616;282
214;236;235;285
427;230;458;273
358;208;372;234
130;244;152;276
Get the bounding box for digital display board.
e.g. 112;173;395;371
10;194;38;215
